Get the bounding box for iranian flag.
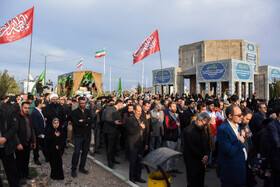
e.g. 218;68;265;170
76;58;83;68
95;49;105;58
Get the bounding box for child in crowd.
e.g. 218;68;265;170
46;118;64;180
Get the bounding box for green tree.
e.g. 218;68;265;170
137;82;142;94
270;79;280;99
0;70;20;98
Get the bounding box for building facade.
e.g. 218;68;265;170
152;39;279;101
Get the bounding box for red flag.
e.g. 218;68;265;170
0;7;34;44
133;30;160;64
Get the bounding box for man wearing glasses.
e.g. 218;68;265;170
249;102;267;146
217;105;246;187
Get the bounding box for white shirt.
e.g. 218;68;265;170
227;119;247;160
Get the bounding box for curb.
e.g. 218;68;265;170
69;143;139;187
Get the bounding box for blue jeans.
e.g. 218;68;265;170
71;136;90;171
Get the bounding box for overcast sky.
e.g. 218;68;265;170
1;0;280;90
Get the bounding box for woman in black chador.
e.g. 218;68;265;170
46;118;64;180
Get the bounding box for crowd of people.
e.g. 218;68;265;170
0;91;280;187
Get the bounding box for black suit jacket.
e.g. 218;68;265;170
183;108;197;130
71;107;93;137
0;109;18;155
31;108;45;137
125;115;148;148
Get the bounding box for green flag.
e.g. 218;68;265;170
31;71;45;95
116;77;122;97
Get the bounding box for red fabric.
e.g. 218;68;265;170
210;123;217;136
133;30;160;64
165;114;179;130
0;7;34;44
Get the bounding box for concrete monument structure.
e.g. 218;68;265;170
152;39;279;101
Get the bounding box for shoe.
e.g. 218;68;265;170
112;159;120;164
71;171;77;178
79;168;89;174
94;150;101;154
172;169;183;174
136;178;146;183
129;178;135;183
34;160;42;165
19;179;27;185
90;152;95;156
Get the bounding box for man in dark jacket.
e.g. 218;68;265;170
71;97;94;178
103;100;123;168
35;79;47;95
183;100;197;130
125;105;148;184
31;99;49;165
267;107;280;186
164;102;182;176
249;102;267;146
15;102;36;185
0;108;20;187
183;112;210;187
43;94;67;152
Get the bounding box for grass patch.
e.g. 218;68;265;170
29;167;38;178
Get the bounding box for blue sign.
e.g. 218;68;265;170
201;63;225;80
236;63;251;80
270;69;280;82
156;70;171;84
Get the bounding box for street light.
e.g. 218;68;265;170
38;53;53;83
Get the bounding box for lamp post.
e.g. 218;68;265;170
38;53;52;83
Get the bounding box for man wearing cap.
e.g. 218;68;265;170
42;94;67;152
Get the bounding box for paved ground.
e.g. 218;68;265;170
93;145;265;187
93;146;220;187
0;147;130;187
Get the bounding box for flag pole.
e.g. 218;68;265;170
159;50;163;83
110;66;111;94
142;61;144;94
27;33;33;94
81;58;83;71
103;48;106;94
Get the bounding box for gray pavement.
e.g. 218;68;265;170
92;146;222;187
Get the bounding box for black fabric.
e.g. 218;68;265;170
0;109;18;156
0;148;19;187
129;146;143;181
33;137;49;161
106;133;119;164
163;112;180;142
183;122;210;161
15;144;30;179
45;126;64;180
71;107;93;137
125;115;148;148
42;103;67;130
103;106;121;135
71;136;90;171
185;159;205;187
